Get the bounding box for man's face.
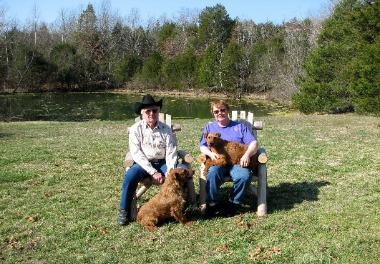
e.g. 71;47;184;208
142;106;160;126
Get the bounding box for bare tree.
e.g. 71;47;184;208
55;8;78;44
30;3;39;47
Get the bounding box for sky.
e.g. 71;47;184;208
1;0;332;26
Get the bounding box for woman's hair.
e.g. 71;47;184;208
210;99;230;114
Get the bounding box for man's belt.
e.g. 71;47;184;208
149;159;165;163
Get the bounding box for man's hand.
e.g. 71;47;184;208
152;172;164;185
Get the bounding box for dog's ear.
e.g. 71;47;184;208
173;168;185;178
216;132;221;137
204;132;208;139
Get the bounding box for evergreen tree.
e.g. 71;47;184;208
221;41;243;93
75;4;101;88
198;4;235;51
198;44;220;90
138;51;163;87
114;54;142;84
293;0;380;114
161;48;197;89
50;43;79;89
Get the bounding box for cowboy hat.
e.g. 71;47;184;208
134;94;163;115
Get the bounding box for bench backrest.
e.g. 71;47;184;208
231;110;263;136
132;113;181;132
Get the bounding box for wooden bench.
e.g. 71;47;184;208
124;113;195;220
198;110;268;217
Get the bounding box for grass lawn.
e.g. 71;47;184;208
1;114;379;263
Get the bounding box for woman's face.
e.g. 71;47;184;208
212;106;229;125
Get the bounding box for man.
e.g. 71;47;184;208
118;94;179;225
199;99;258;217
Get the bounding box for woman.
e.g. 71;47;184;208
199;99;258;216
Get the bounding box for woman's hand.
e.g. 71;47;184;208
208;152;220;161
240;154;250;167
152;172;164;185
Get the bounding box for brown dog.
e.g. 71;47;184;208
197;152;228;175
199;132;259;174
137;168;194;231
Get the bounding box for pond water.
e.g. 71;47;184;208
0;92;287;121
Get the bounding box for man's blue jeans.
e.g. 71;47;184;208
119;161;167;213
206;165;252;205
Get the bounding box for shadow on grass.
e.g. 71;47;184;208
203;180;330;217
268;180;330;213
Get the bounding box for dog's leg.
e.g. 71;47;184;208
171;207;193;226
139;216;159;232
202;162;210;176
145;224;159;232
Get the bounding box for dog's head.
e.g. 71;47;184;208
204;132;222;147
167;168;194;186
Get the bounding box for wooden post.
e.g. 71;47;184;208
257;163;267;217
240;111;246;120
165;114;172;127
199;163;207;214
247;112;254;124
159;113;165;122
231;111;238;121
253;121;263;130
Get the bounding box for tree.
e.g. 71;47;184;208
198;44;220;90
138;51;163;87
50;43;79;89
161;48;197;89
2;28;42;91
293;0;380;114
114;54;142;84
74;4;101;87
220;41;243;93
198;4;235;51
249;31;285;93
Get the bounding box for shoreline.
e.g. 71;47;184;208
1;87;285;103
111;88;291;105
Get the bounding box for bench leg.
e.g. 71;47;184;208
130;195;137;221
130;181;152;221
199;164;207;214
257;164;267;217
136;185;150;199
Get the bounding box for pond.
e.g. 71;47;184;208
0;92;287;121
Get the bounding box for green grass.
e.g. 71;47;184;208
1;114;379;263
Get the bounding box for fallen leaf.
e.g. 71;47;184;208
217;244;229;252
26;216;38;222
99;227;108;235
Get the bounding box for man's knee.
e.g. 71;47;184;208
176;163;189;169
123;164;146;186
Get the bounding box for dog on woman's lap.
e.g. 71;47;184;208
137;168;194;232
198;132;259;175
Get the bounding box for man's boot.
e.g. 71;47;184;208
118;209;128;225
